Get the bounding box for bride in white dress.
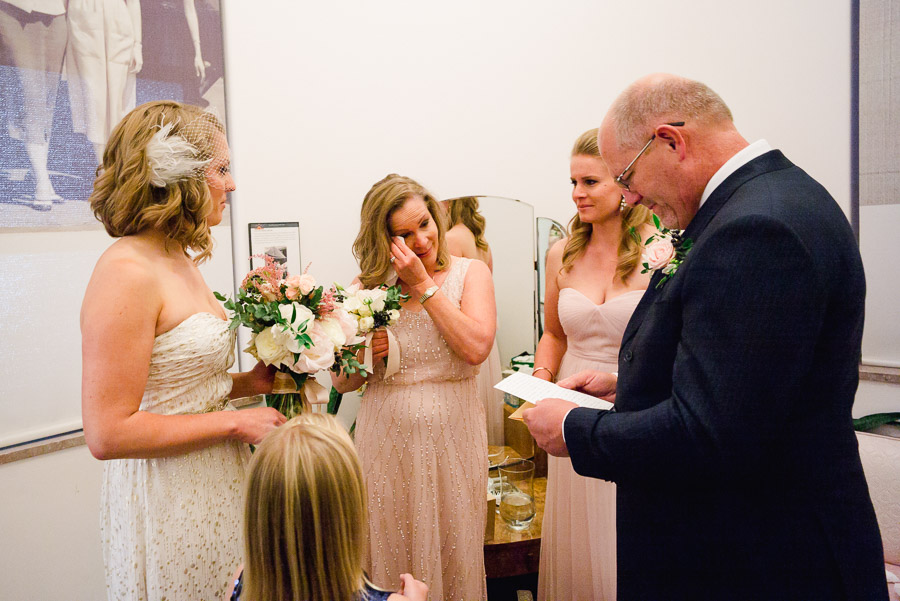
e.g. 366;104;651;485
80;100;285;601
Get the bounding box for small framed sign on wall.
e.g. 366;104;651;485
248;221;302;277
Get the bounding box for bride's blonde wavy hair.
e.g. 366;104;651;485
562;128;651;282
353;174;449;289
89;100;224;264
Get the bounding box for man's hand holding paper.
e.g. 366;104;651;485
494;371;618;457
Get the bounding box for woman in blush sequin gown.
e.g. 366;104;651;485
80;101;285;601
443;196;505;446
532;129;652;601
333;175;496;601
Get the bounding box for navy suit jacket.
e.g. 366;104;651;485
565;151;887;600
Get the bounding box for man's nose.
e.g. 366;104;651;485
622;189;642;206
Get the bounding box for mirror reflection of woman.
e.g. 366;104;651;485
443;196;504;446
333;175;496;601
533;129;652;601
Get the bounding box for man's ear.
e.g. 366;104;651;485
655;124;687;160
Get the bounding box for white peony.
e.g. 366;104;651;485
249;326;292;368
342;294;362;313
388;309;401;323
320;316;348;350
279;302;314;333
358;288;387;313
288;320;336;373
334;308;365;345
368;288;388;312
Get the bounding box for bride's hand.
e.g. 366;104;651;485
390;237;430;288
247;360;276;394
232;407;286;445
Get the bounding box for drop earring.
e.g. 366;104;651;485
619;195;627;212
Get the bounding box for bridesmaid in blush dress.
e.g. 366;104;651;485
443;196;505;446
533;129;653;601
332;175;496;601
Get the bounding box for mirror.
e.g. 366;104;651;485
445;195;536;366
535;217;566;340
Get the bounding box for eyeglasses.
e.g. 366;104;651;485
613;121;685;192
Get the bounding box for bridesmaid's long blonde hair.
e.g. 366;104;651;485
562;128;651;282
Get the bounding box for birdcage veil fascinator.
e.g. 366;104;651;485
145;107;230;189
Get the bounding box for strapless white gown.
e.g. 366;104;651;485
99;312;250;601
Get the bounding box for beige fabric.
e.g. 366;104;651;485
538;288;643;601
100;313;248;601
356;257;488;601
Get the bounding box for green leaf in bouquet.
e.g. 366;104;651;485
327;386;343;415
853;412;900;432
213;291;227;301
307;286;324;308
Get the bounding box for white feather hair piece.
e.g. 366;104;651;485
146;120;211;188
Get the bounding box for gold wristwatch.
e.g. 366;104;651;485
419;285;439;304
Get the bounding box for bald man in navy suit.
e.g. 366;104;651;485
524;74;887;600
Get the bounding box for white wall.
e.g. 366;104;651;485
5;2;894;599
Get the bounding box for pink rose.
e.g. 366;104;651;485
643;238;676;270
297;273;317;296
284;275;302;300
285;273;317;299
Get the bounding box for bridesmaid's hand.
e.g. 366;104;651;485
370;328;390;363
390;237;430;289
231;407;286;445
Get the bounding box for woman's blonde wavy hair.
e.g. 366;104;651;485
89;100;224;264
353;174;449;289
562;128;652;281
243;413;371;601
447;196;489;252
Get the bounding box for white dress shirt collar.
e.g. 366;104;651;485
699;139;773;208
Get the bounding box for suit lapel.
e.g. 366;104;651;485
620;150;794;350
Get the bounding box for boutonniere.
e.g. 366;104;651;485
631;215;693;289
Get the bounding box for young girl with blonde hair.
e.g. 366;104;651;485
227;413;428;601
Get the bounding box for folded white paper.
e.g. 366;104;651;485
494;371;613;411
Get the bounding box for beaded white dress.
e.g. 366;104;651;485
356;257;488;601
99;312;250;601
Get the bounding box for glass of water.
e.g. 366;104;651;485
499;459;535;530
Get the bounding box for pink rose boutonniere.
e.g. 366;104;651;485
632;214;693;289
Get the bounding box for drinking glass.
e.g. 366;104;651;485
499;459;535;530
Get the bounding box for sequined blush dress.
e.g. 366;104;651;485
99;312;250;601
537;288;644;601
355;257;488;601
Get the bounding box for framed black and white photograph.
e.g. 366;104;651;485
0;0;228;230
248;221;302;277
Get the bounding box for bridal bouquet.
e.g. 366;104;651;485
215;256;367;418
335;283;408;380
